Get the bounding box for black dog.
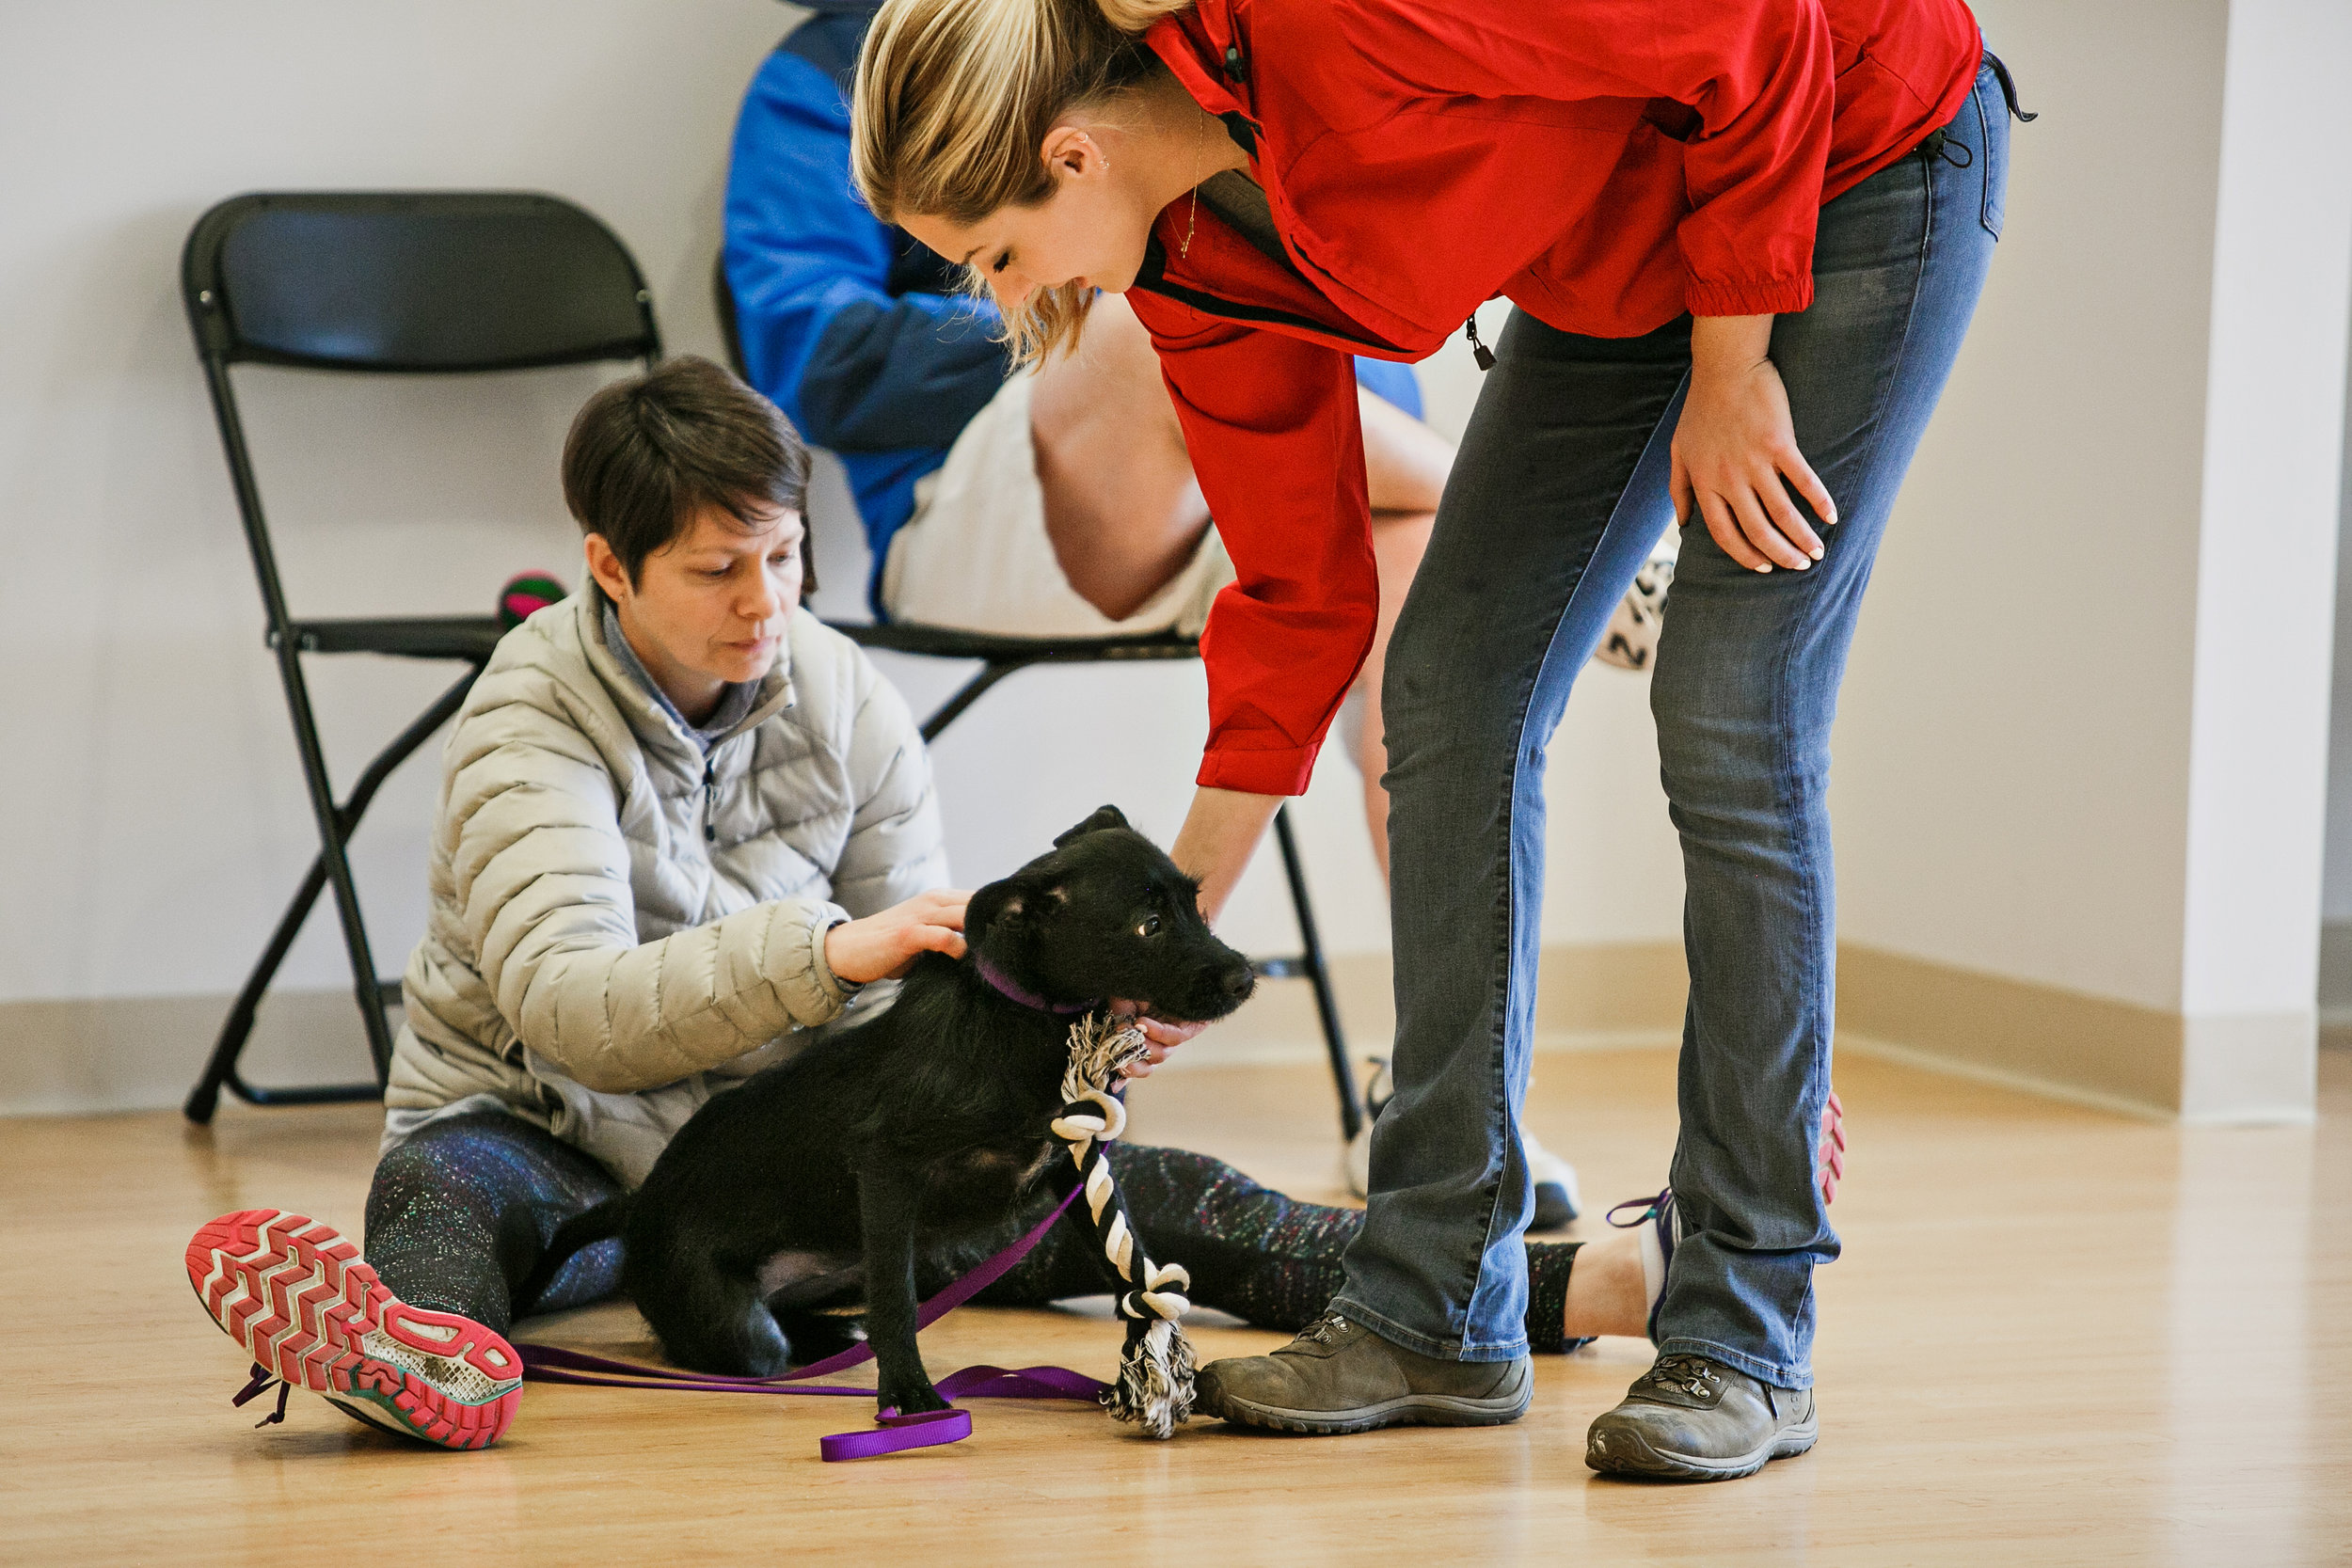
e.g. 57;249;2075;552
520;805;1255;1418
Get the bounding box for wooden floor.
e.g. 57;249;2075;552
4;1047;2346;1566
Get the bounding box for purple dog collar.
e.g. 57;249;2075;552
973;956;1095;1016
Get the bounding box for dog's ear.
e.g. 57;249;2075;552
966;878;1025;943
968;872;1065;942
1053;804;1131;847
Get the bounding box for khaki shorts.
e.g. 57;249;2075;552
880;368;1233;638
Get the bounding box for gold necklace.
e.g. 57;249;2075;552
1181;105;1205;258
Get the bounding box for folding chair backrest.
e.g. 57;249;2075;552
183;191;660;372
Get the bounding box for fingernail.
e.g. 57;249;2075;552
1810;546;1824;561
1756;562;1773;573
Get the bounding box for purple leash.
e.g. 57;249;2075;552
512;1182;1107;1460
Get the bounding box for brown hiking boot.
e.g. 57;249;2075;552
1197;1312;1533;1434
1584;1353;1818;1481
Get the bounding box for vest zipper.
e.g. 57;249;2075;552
702;761;718;844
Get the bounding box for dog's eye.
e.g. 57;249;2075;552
1136;914;1161;938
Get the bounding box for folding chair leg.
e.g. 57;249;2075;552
184;668;482;1122
183;856;377;1124
917;660;1025;743
1273;806;1362;1141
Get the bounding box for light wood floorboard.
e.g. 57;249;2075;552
3;1047;2345;1565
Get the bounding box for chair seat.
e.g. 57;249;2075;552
834;621;1200;664
273;615;506;661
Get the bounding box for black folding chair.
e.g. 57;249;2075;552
181;191;660;1124
717;264;1363;1139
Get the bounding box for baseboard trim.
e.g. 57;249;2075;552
1833;1031;2176;1123
2;943;1696;1116
9;939;2316;1121
0;990;378;1117
1836;943;2316;1122
1165;942;1690;1074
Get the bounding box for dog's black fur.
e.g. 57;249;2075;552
517;805;1255;1417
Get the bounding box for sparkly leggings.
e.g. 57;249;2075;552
362;1110;1584;1351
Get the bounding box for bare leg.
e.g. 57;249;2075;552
1350;388;1452;877
1563;1228;1650;1339
1033;297;1453;863
1030;293;1212;622
1356;508;1433;879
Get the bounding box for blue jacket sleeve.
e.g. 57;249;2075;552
723;44;1009;453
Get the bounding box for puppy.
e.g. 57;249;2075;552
521;804;1255;1417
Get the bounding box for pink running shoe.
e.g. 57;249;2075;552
185;1209;522;1450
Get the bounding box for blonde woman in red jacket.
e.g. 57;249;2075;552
854;0;2022;1479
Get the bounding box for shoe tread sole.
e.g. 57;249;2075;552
1585;1415;1820;1481
186;1209;521;1451
1216;1379;1533;1435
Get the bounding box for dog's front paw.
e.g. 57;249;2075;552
877;1378;951;1418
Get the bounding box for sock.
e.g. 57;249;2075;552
1526;1241;1587;1354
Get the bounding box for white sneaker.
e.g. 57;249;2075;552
1523;1130;1582;1230
1342;1058;1581;1231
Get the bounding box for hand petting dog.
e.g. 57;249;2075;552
824;888;972;983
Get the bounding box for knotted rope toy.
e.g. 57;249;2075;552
1050;1012;1198;1439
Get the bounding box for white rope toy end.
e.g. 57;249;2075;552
1057;1011;1196;1439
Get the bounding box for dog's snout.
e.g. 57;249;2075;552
1220;962;1257;1003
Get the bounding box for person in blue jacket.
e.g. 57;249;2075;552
721;0;1662;1219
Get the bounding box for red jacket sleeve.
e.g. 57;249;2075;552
1330;0;1838;317
1655;0;1837;316
1137;300;1375;798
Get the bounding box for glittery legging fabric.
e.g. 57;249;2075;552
363;1110;1582;1350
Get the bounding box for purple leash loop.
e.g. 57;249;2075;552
512;1182;1106;1460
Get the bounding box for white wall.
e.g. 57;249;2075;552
0;1;786;1006
1832;0;2226;1012
1834;0;2352;1117
0;1;1684;1024
2318;319;2352;940
2178;0;2352;1031
18;0;2337;1125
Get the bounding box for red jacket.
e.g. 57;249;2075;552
1126;0;1981;796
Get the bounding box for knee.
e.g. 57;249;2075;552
1650;670;1830;856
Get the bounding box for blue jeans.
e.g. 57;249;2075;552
1334;60;2012;1386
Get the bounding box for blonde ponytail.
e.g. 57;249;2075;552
851;0;1195;363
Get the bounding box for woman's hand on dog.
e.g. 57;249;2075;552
1109;1004;1207;1081
824;890;971;985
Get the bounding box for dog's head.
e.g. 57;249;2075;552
964;804;1257;1023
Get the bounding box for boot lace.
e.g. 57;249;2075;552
1637;1354;1723;1402
1291;1313;1353;1350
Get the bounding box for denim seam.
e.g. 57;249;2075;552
1657;154;1933;1367
1328;1291;1502;1363
1455;553;1561;1356
1657;1335;1810;1391
1460;398;1684;1360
